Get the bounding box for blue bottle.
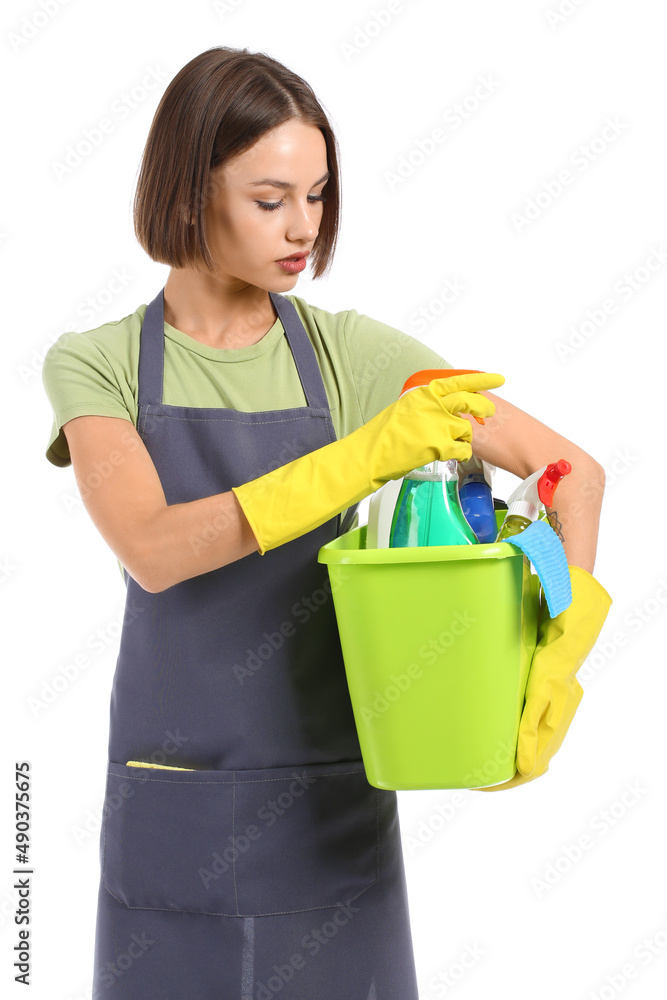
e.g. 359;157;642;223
458;457;497;544
389;459;478;547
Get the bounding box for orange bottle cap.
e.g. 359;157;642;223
400;368;486;424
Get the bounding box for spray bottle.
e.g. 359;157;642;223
387;369;488;548
389;458;479;547
495;460;572;542
366;368;488;548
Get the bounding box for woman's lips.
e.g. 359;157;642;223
276;257;307;273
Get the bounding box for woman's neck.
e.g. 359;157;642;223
162;269;277;349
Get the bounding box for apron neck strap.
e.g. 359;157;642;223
138;287;330;410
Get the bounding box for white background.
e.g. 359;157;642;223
2;1;666;998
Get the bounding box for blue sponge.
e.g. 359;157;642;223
503;518;572;618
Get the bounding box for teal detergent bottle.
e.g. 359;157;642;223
389;459;478;547
367;367;488;549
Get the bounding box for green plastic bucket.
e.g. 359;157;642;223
318;510;541;790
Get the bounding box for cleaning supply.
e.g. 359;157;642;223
458;455;497;543
367;368;490;550
502;518;572;618
366;368;488;549
387;369;491;548
474;563;613;791
495;460;572;542
126;761;197;770
366;478;404;548
232;371;504;554
389;458;478;547
398;369;489;426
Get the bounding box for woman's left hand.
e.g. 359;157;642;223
472;564;613;792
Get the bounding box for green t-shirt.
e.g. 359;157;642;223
42;293;451;572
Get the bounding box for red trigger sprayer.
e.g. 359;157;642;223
495;460;572;542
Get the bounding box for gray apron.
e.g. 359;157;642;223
91;287;420;999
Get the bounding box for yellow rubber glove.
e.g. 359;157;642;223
474;564;612;791
232;371;504;554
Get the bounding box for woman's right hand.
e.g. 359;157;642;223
232;370;505;555
365;371;505;486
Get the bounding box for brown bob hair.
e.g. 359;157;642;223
133;46;341;279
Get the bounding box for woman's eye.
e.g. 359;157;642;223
256;195;327;212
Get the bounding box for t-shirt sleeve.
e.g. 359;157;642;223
41;330;133;468
342;307;452;423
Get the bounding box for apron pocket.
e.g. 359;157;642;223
101;759;380;917
232;759;380;916
102;762;238;916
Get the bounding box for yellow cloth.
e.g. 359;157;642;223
232;372;504;554
125;761;196;771
474;564;612;791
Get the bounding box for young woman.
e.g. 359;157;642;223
42;45;611;999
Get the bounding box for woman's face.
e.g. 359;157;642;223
201;120;329;292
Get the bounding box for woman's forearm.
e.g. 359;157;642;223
140;491;260;592
542;462;605;573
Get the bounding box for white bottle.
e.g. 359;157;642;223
366;479;404;548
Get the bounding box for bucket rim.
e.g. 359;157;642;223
318;525;522;565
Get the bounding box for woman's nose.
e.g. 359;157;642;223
286;200;320;241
